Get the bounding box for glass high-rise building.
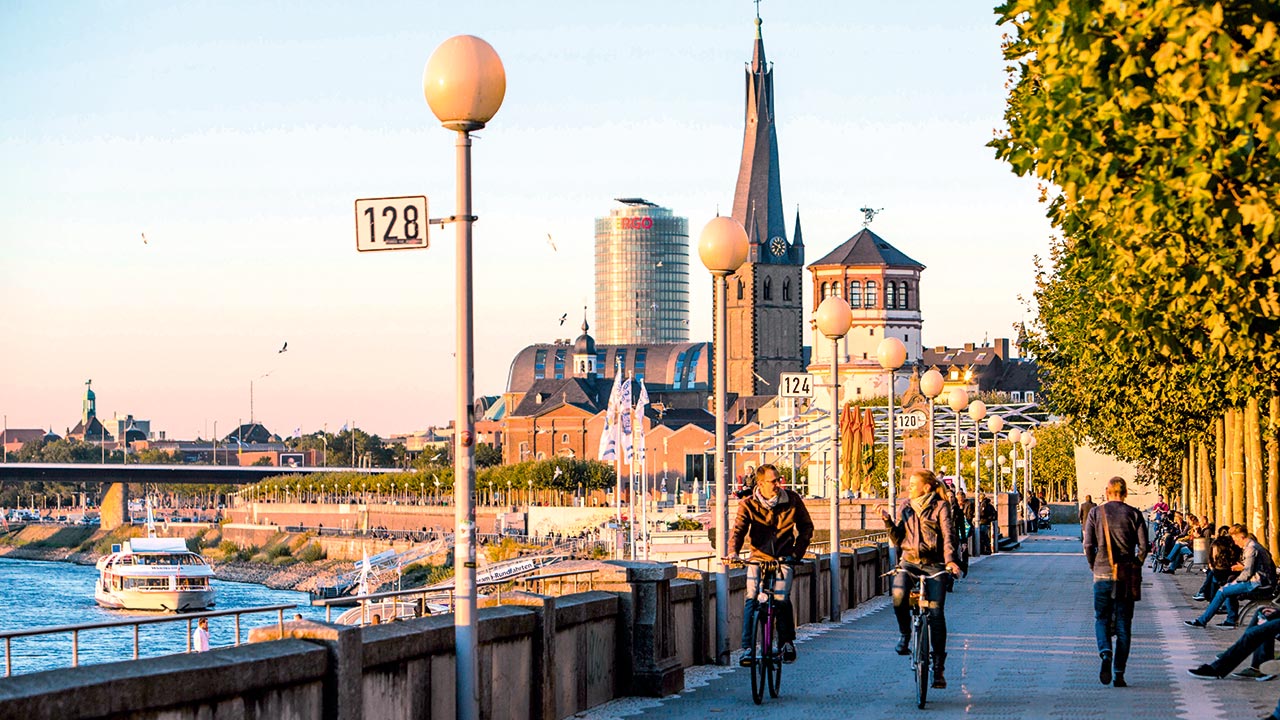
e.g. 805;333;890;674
594;198;690;344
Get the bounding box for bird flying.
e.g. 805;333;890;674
546;233;557;252
753;371;772;386
559;313;568;325
279;342;288;353
141;233;147;244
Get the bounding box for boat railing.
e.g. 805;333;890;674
0;603;297;678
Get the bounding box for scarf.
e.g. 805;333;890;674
754;486;783;509
910;491;936;517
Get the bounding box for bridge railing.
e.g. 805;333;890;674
0;603;296;678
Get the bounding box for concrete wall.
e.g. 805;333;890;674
0;549;889;720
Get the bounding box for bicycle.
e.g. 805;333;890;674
733;557;798;705
886;562;950;709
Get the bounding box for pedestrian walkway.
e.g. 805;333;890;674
577;527;1280;719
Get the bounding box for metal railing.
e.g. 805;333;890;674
516;568;598;595
0;604;296;678
674;554;716;571
317;569;602;624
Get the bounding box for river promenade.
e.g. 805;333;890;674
581;527;1280;720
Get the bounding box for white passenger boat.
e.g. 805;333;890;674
94;504;215;612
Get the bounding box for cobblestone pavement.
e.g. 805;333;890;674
577;527;1280;719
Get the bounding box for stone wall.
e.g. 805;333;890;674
0;548;889;720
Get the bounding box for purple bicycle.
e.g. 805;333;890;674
737;558;796;704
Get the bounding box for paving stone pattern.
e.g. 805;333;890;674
576;527;1280;719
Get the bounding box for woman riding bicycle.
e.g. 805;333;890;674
881;469;961;689
727;464;814;667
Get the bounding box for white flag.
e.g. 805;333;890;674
597;371;623;461
633;380;649;466
620;377;633;464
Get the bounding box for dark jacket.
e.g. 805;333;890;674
1083;500;1148;579
1078;500;1097;526
979;499;997;524
887;492;959;568
729;488;814;561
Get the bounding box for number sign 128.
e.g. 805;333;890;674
355;196;429;251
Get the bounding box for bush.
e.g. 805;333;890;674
297;542;326;563
249;552;269;564
272;555;297;566
265;543;292;561
217;540;240;557
668;518;703;531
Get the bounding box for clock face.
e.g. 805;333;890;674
769;236;787;257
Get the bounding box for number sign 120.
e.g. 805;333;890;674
355;196;429;251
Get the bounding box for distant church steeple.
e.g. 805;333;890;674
731;13;794;264
83;379;96;425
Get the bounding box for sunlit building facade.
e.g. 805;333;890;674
594;198;690;344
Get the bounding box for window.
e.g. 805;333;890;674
831;279;840;298
1010;391;1022;403
635;348;647;383
684;345;704;389
673;348;687;390
763;276;772;301
561;433;569;443
737;279;744;300
949;370;959;380
821;281;829;300
783;278;791;301
595;348;606;373
886;282;896;309
553;348;566;379
534;349;547;379
901;282;911;309
865;281;877;308
1025;391;1036;404
849;280;861;308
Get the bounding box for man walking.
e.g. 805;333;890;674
1078;495;1096;540
1083;477;1148;688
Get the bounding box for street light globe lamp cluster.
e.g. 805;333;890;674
698;214;749;665
424;33;505;720
815;295;852;621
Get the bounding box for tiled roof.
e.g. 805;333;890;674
808;228;924;270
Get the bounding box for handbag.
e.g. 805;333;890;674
1101;506;1142;602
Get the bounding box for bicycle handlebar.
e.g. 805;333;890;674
881;563;950;580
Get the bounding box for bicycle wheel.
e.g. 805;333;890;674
914;616;930;709
767;605;782;698
750;608;766;705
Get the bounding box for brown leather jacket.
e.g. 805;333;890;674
729;488;814;561
887;493;959;567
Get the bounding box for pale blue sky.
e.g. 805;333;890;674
0;1;1050;438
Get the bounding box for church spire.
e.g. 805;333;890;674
731;12;787;260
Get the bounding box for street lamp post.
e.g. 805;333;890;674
967;400;987;553
697;214;749;665
816;295;853;621
1007;427;1022;531
877;338;907;518
1021;430;1037;505
947;389;969;488
424;34;506;720
987;415;1004;554
920;369;944;470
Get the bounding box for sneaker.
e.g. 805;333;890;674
781;642;797;663
739;650;755;667
1192;594;1207;601
1100;653;1113;685
895;635;910;656
1113;672;1127;688
1215;621;1239;629
1188;664;1221;679
1185;619;1207;628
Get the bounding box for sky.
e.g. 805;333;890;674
0;1;1052;440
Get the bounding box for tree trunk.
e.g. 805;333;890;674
1181;448;1190;514
1269;389;1280;559
1199;440;1213;523
1217;413;1228;528
1232;407;1247;526
1247;397;1265;538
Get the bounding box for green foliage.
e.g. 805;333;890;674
252;456;275;467
990;0;1280;486
297;542;326;563
474;443;502;468
667;518;703;531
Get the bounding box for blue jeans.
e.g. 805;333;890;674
1094;580;1135;671
1208;609;1280;674
1197;581;1259;625
1165;543;1192;570
741;562;795;650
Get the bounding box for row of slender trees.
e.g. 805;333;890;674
993;2;1280;554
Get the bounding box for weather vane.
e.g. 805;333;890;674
858;207;884;227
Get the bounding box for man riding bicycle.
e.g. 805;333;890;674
881;469;961;689
727;464;814;667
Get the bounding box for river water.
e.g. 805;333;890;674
0;557;335;676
